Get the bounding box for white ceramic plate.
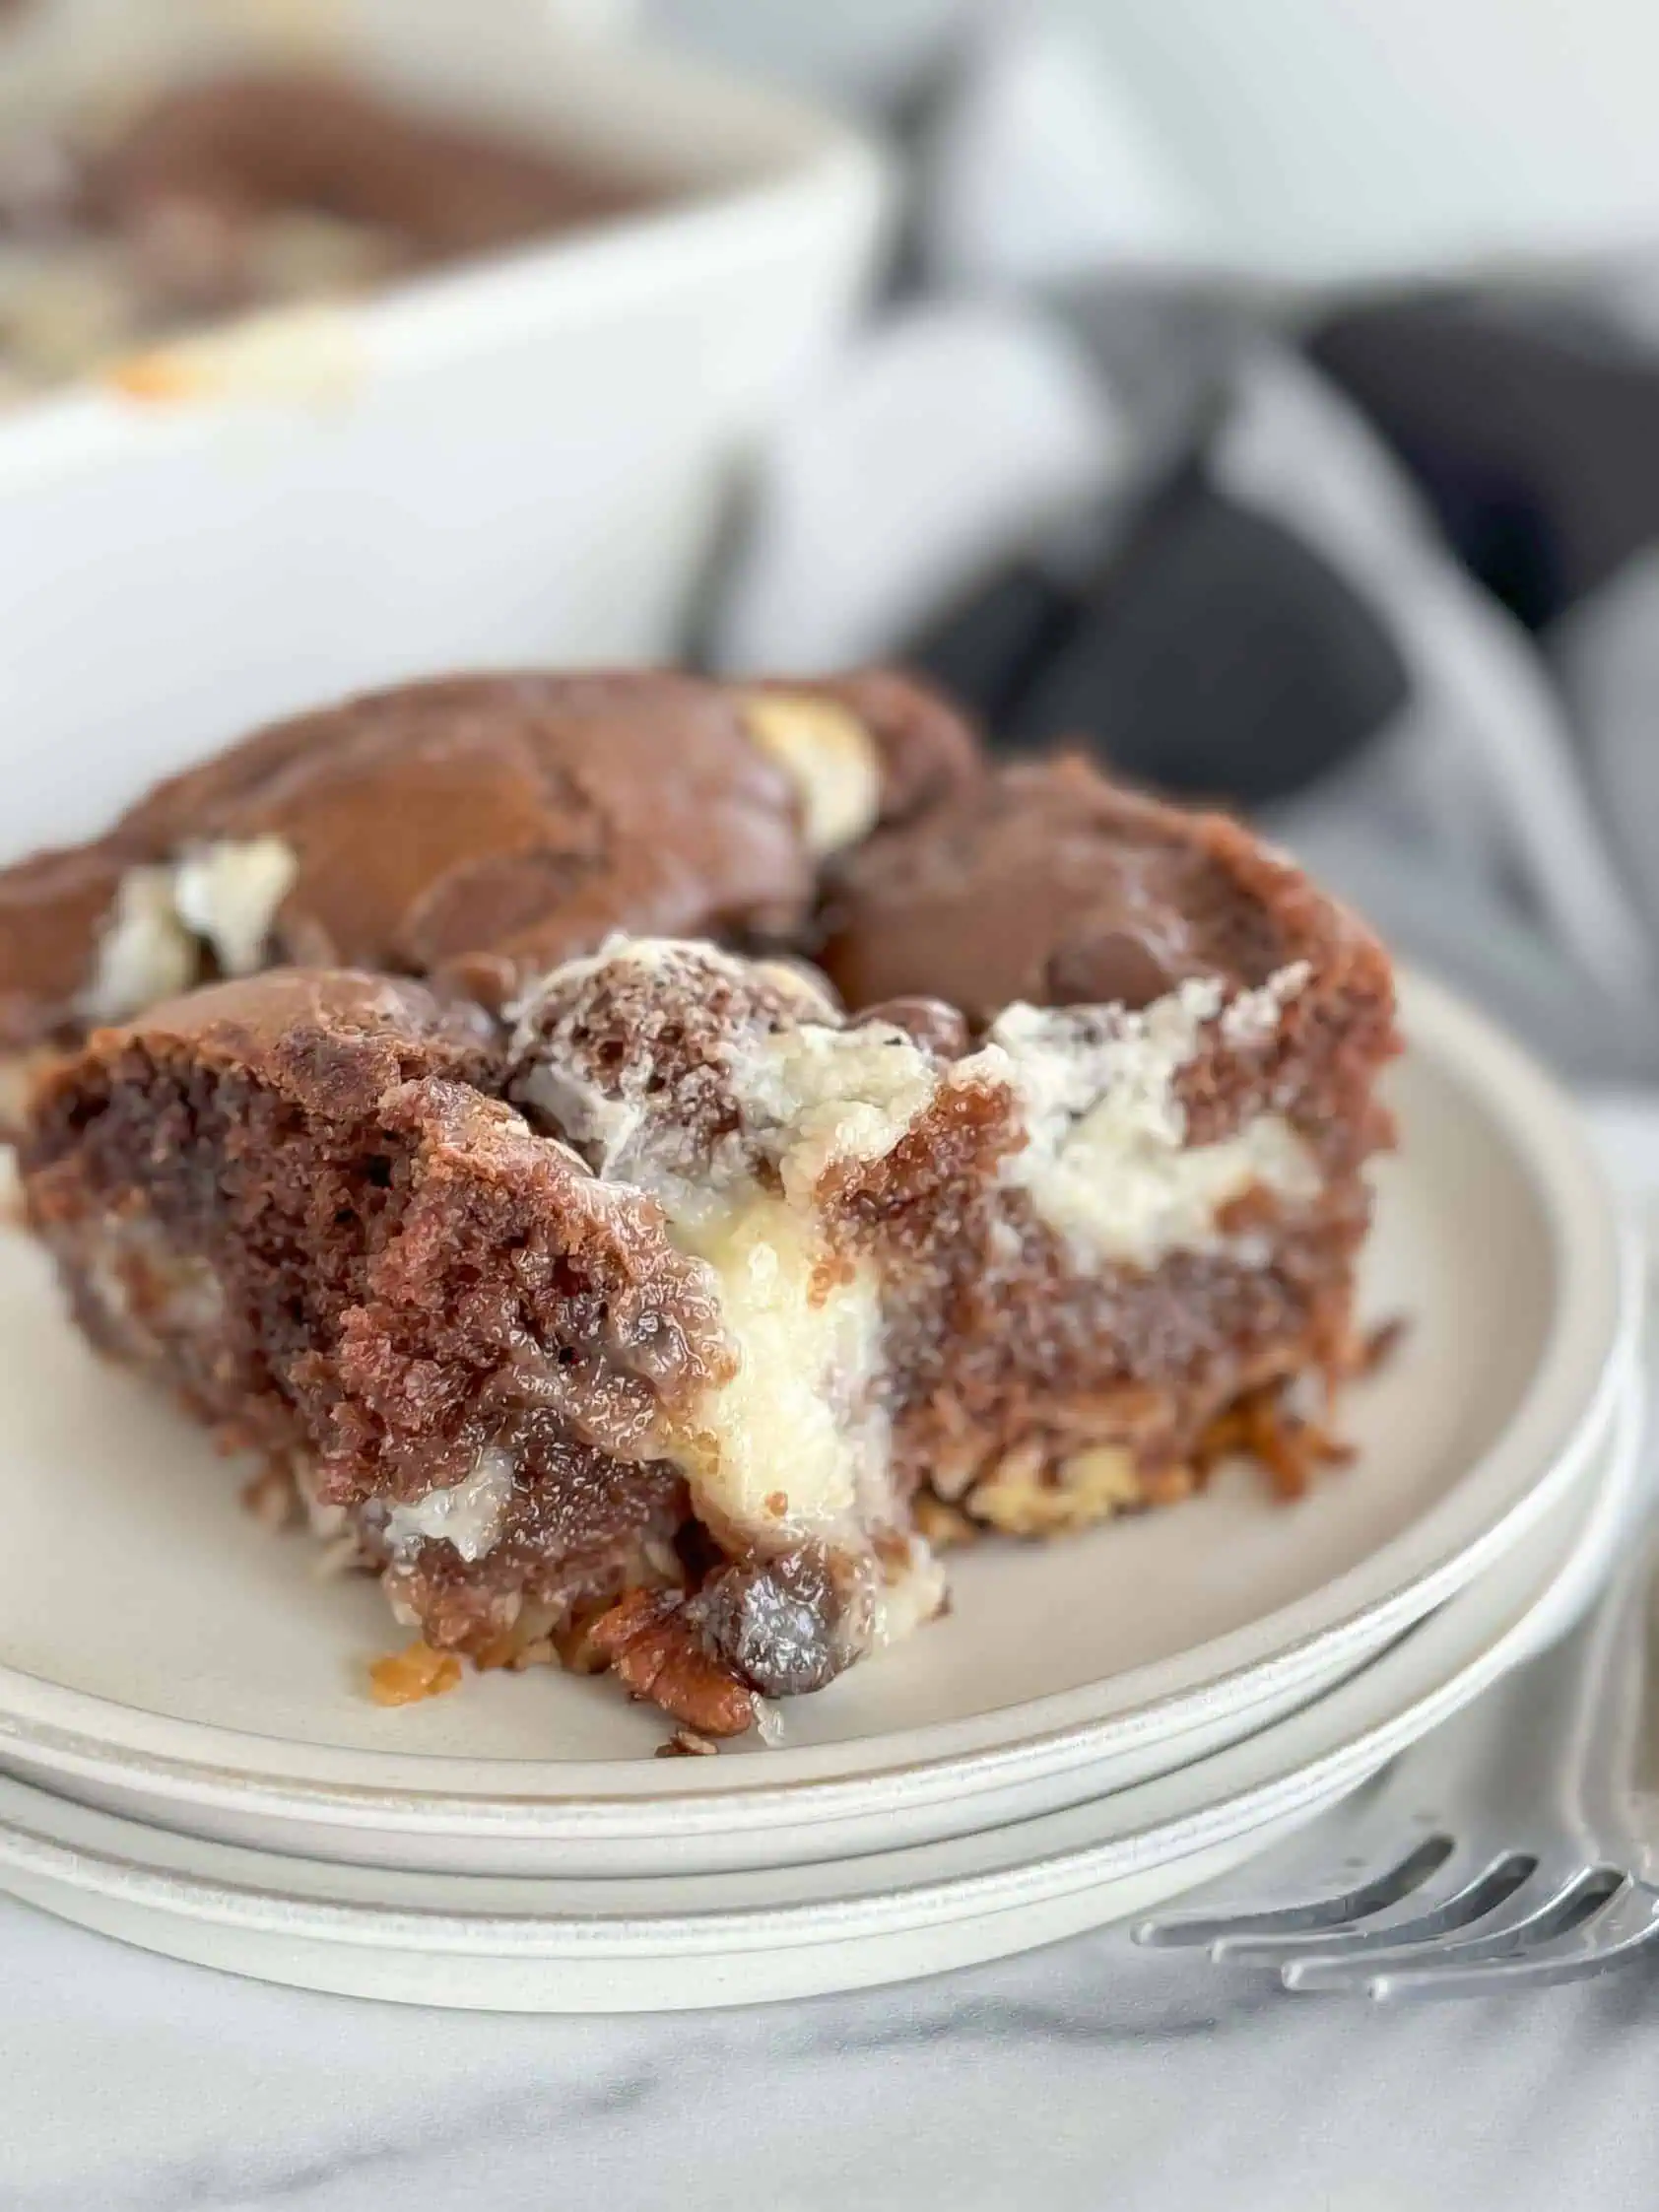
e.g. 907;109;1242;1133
0;972;1632;1873
0;1370;1638;2011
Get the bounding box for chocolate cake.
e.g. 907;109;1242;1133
22;962;954;1733
506;910;1396;1543
22;751;1397;1731
0;668;985;1135
817;753;1312;1023
0;70;647;397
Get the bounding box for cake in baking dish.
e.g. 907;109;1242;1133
0;70;647;399
19;723;1396;1735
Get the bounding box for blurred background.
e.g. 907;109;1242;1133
8;0;1659;1080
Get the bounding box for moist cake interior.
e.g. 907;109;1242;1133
23;917;1395;1735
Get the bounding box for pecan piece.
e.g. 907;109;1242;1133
588;1589;756;1737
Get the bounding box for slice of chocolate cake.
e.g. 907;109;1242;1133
0;668;985;1135
815;756;1399;1528
21;962;967;1734
22;759;1396;1734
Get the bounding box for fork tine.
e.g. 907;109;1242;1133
1213;1849;1539;1966
1364;1879;1659;1999
1132;1832;1454;1948
1281;1867;1606;1991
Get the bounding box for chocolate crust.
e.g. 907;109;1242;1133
0;666;990;1109
819;753;1385;1024
126;672;820;1005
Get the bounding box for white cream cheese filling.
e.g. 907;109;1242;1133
81;865;199;1024
508;940;1324;1642
83;838;299;1024
667;1193;888;1543
738;691;884;855
172;837;299;977
378;1444;518;1565
983;967;1321;1270
654;1012;942;1548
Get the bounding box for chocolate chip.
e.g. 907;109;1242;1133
1045;928;1172;1011
694;1554;840;1698
851;996;970;1058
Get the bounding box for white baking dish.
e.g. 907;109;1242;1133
0;0;891;854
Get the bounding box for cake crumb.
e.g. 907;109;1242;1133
369;1641;462;1707
655;1725;720;1758
1356;1315;1409;1375
309;1532;364;1580
912;1494;979;1550
240;1462;299;1532
1195;1383;1354;1502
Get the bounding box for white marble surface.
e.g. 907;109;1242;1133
7;1882;1659;2212
4;1099;1658;2212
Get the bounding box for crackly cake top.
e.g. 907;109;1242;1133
0;667;987;1062
41;965;503;1117
818;755;1311;1024
114;673;821;1009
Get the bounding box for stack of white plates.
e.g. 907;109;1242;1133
0;972;1637;2010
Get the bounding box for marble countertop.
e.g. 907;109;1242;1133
8;1096;1659;2212
7;1885;1659;2212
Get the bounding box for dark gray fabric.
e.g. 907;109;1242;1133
1311;293;1659;630
916;475;1411;802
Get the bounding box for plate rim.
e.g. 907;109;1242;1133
0;1367;1638;1963
0;966;1632;1826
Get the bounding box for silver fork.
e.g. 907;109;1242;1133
1133;1520;1659;1997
